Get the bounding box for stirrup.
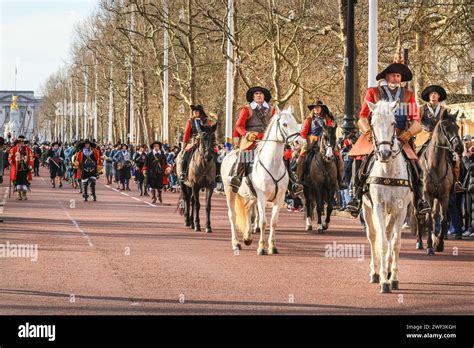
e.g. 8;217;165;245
229;177;241;192
417;201;431;215
346;200;360;214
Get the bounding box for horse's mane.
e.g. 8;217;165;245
255;109;284;151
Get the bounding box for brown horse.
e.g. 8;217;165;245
303;125;338;233
176;124;218;233
416;110;463;255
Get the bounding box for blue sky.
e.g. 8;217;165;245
0;0;97;95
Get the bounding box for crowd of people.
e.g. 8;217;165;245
3;62;474;241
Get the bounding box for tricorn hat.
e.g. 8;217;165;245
76;139;96;150
149;141;162;150
246;86;271;103
421;85;447;102
190;104;208;118
307;100;330;115
376;63;413;82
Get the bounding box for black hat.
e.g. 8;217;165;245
376;63;413;82
246;86;271;103
190;104;207;118
307;100;330;115
421;85;447;102
76;139;96;150
149;141;162;150
51;141;61;147
14;135;29;145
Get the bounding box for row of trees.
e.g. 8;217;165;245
38;0;471;144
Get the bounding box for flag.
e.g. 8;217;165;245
10;95;18;112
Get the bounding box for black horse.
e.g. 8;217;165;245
415;110;463;255
303;125;338;233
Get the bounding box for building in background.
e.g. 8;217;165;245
0;90;42;141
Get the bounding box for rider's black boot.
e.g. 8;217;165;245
229;158;246;193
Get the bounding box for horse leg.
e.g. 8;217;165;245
372;203;391;293
426;201;436;255
389;206;406;290
192;186;201;231
323;189;334;230
205;186;213;233
268;202;281;254
183;187;192;227
434;200;448;252
363;203;379;284
257;196;267;255
415;212;425;250
315;191;324;234
304;186;313;231
189;188;195;229
226;190;241;251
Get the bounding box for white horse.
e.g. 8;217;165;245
221;106;301;255
362;100;411;293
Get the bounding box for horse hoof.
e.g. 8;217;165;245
434;242;444;252
387;272;392;281
206;227;212;233
257;248;267;256
189;223;195;229
390;280;399;290
268;247;279;255
185;222;191;227
370;274;380;284
322;223;329;230
195;226;201;232
244;238;252;246
426;248;435;256
317;229;325;234
232;244;242;251
306;225;312;231
380;283;391;293
416;242;423;250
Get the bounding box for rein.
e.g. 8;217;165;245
254;113;295;201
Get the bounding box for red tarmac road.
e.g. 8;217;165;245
0;167;472;315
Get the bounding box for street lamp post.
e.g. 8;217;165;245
342;0;358;138
127;77;132;144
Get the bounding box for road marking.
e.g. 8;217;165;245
121;192;129;196
146;202;157;207
132;197;140;201
41;177;94;247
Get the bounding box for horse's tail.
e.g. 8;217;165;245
235;194;249;234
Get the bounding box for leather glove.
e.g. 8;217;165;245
399;130;412;144
364;130;373;142
246;132;258;142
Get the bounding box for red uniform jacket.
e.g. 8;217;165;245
359;87;420;122
75;148;103;171
300;115;333;139
235;105;277;140
9;145;34;181
183;117;213;144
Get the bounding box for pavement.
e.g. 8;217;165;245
0;167;472;315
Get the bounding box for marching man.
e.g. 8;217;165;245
9;135;33;200
74;139;103;201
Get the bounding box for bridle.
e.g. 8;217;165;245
435;119;460;155
319;127;335;162
371;121;402;160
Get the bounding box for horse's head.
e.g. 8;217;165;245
367;100;399;163
319;123;337;162
197;122;218;162
265;105;302;146
436;110;463;156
